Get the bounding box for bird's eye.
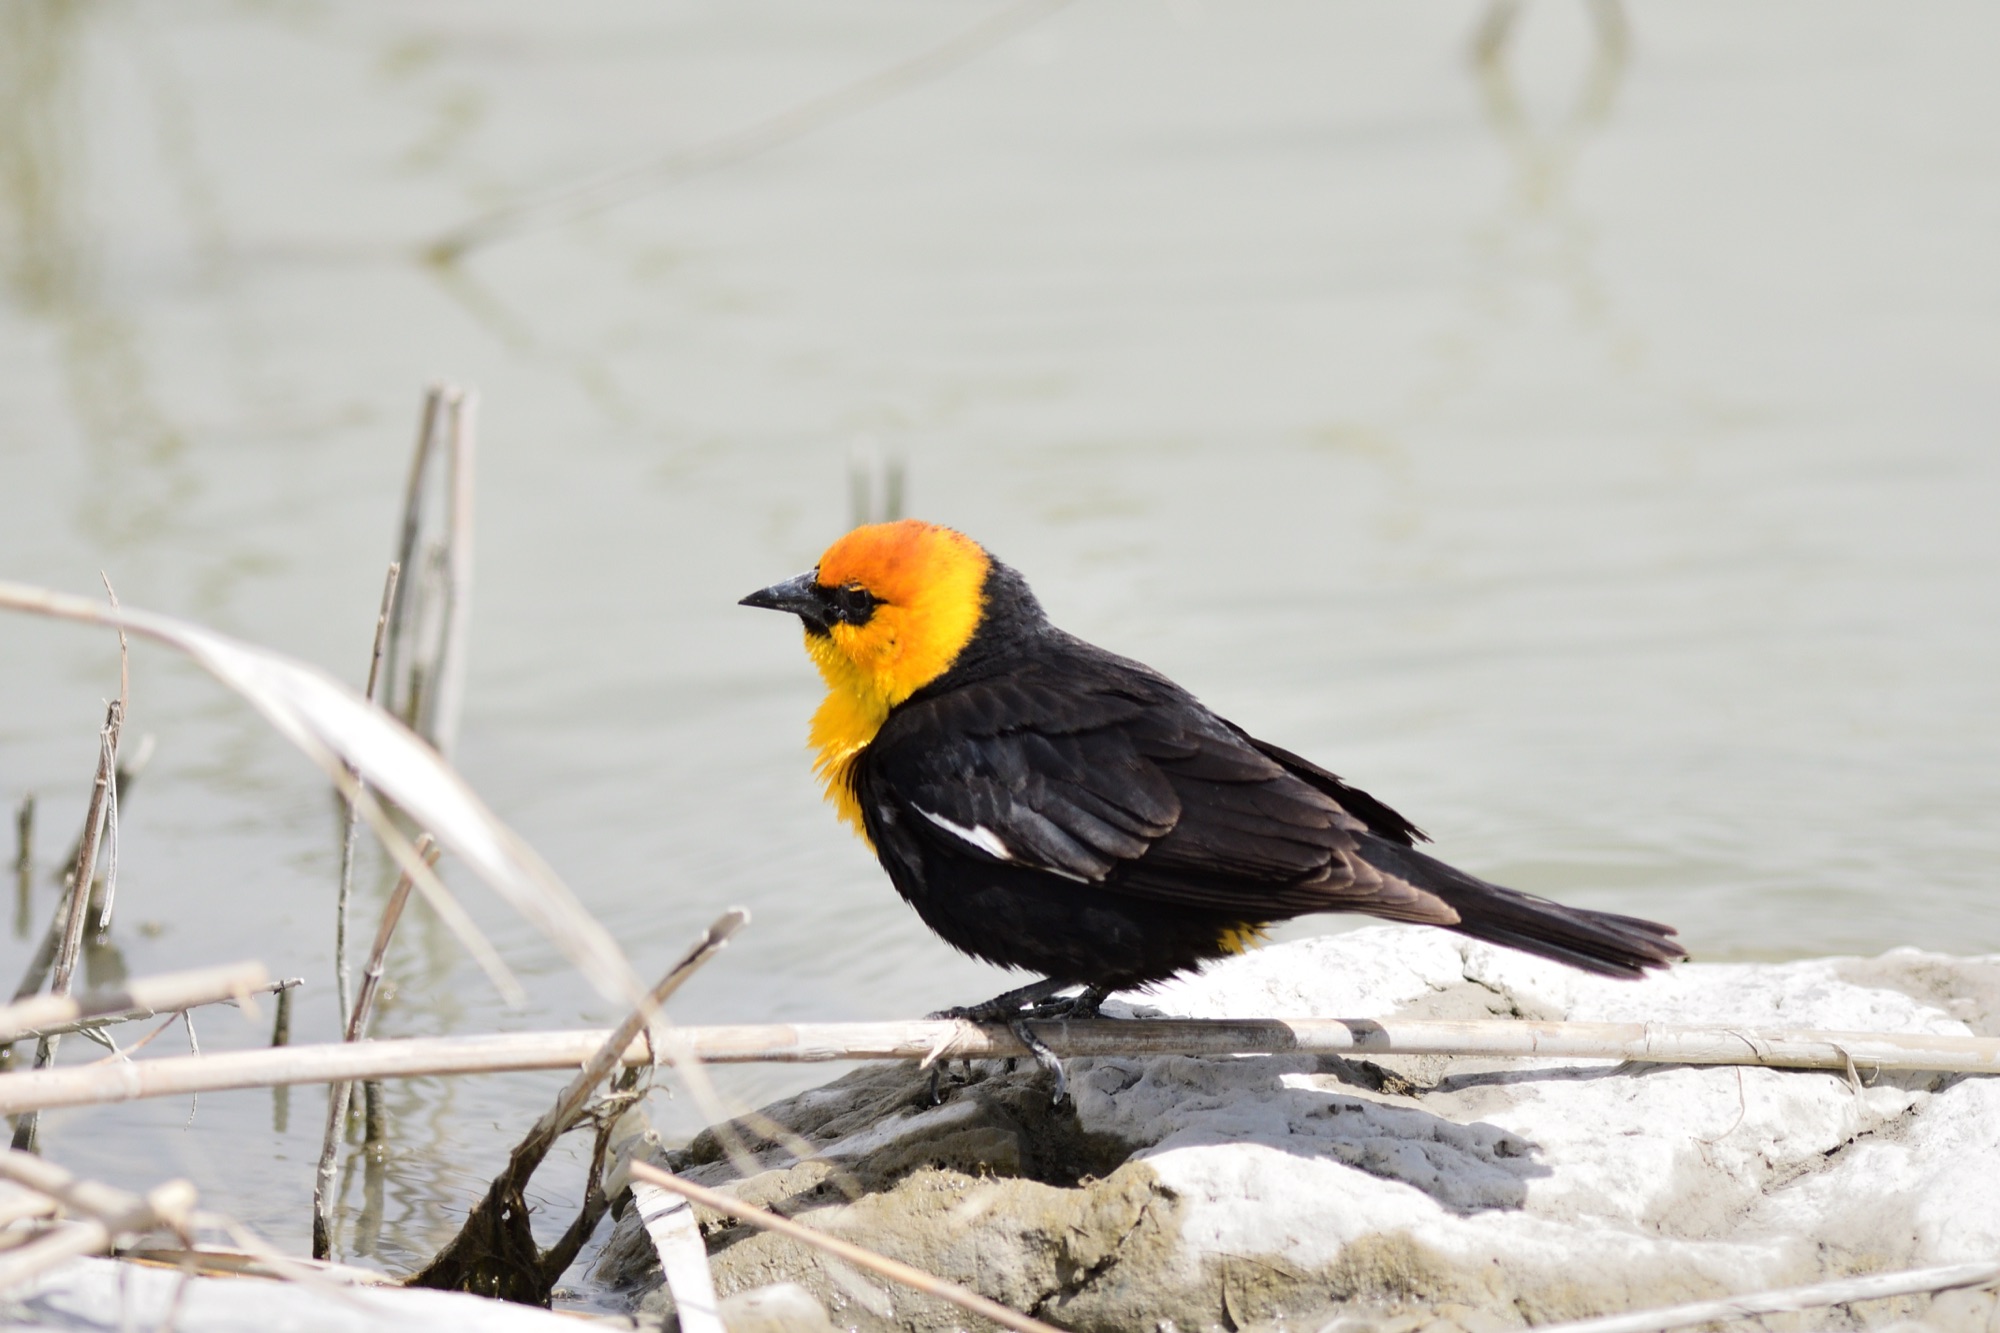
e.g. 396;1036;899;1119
834;584;878;624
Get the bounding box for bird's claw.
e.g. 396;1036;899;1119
1009;1018;1068;1105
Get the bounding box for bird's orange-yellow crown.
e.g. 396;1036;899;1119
803;520;991;834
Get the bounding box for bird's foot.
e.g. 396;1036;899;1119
929;980;1113;1024
1009;1018;1068;1106
1016;985;1112;1023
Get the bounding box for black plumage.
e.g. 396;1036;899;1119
846;559;1683;993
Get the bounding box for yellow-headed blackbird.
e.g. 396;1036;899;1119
743;520;1683;1022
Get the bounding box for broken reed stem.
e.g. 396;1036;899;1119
405;909;748;1299
51;736;153;905
335;561;403;1029
382;385;445;727
50;702;121;997
10;798;28;877
313;835;437;1260
518;909;747;1174
16;979;298;1044
10;797;29;957
0;962;270;1044
628;1162;1063;1333
14;701;123;1152
1532;1259;2000;1333
426;389;476;760
88;574;128;939
6;1015;2000;1116
0;1150;196;1292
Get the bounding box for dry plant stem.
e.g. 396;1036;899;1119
427;390;476;760
383;385;445;721
50;703;122;997
14;701;122;1153
9;1015;1997;1116
0;1150;197;1292
313;836;437;1260
629;1162;1063;1333
522;909;747;1173
407;909;747;1300
1532;1260;2000;1333
88;573;128;938
32;978;298;1044
335;561;403;1026
0;578;647;1013
53;735;154;904
0;962;269;1043
10;798;28;876
12;798;31;942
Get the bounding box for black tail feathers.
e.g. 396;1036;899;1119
1357;839;1684;979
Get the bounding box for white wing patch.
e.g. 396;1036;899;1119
916;808;1015;862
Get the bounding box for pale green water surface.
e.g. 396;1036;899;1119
1;0;1996;1297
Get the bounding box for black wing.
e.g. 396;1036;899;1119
857;646;1457;925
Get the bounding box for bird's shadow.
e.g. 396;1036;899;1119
1074;1050;1553;1217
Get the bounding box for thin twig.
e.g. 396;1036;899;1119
628;1161;1064;1333
335;561;402;1027
0;1150;197;1292
89;573;128;938
14;700;123;1152
426;390;476;760
313;835;438;1260
5;1015;1994;1116
1530;1260;2000;1333
382;385;445;726
44;979;300;1046
407;910;747;1299
425;0;1077;260
11;796;32;957
11;797;29;877
521;909;746;1174
0;962;270;1043
0;578;646;1013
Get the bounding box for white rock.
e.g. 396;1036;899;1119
604;929;2000;1331
1079;928;2000;1322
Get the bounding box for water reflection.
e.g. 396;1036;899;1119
1400;0;1640;423
2;0;1994;1295
0;0;197;553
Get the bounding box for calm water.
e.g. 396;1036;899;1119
1;0;1995;1293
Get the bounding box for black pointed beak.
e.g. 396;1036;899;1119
740;571;833;631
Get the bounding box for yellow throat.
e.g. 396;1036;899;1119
800;521;991;837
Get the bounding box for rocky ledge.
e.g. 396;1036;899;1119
596;928;2000;1332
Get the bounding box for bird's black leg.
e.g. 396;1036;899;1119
1022;984;1113;1021
1008;1018;1068;1105
928;977;1073;1023
932;981;1118;1105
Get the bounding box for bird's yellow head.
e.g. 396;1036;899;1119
741;521;992;826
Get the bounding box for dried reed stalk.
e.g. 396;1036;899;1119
0;1150;196;1292
0;579;644;1012
335;561;401;1026
313;837;438;1260
408;910;746;1303
13;699;122;1152
0;962;269;1043
628;1161;1063;1333
426;389;475;760
382;385;445;726
1532;1259;2000;1333
2;1015;1993;1116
